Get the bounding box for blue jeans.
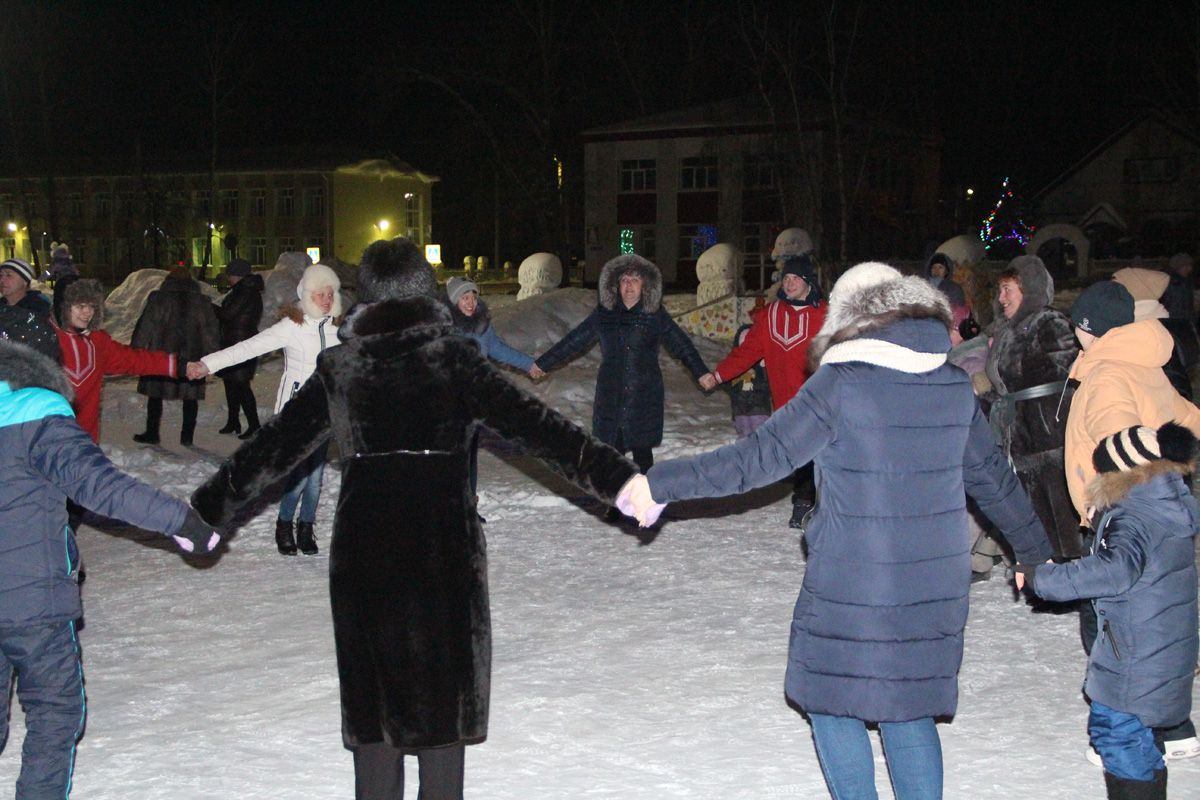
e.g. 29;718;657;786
1089;701;1164;781
810;714;942;799
278;444;329;524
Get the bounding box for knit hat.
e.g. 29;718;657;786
357;238;437;303
226;258;252;277
0;258;34;285
1070;281;1134;337
447;276;479;306
1093;422;1196;474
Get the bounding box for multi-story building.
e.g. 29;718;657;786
0;148;438;281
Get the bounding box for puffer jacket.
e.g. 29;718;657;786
0;339;189;626
646;274;1052;722
446;295;534;371
1064;319;1200;522
1032;456;1198;729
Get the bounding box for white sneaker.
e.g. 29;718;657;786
1085;744;1103;767
1163;736;1200;760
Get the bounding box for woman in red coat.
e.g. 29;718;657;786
52;278;179;443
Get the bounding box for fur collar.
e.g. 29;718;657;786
339;295;454;341
1088;459;1193;510
809;275;951;369
598;254;663;313
0;338;73;399
278;303;343;327
447;296;490;334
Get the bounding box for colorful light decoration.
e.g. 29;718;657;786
978;177;1035;251
619;227;635;254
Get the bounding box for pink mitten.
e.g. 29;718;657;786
615;475;667;527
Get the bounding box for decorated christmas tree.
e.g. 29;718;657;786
978;177;1035;260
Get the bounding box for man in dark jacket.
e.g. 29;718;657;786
0;338;217;797
192;237;640;800
0;257;51;317
533;253;708;481
130;268;220;445
0;301;59;363
212;258;264;436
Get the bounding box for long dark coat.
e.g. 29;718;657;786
647;276;1053;722
192;295;638;751
535;254;708;449
212;273;265;381
984;256;1082;558
132;275;219;400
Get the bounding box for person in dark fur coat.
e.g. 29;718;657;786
533;254;709;478
618;262;1053;797
983;255;1082;559
191;238;641;800
130;268;219;445
0;301;59;363
211;258;264;435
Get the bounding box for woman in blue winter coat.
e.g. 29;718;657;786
445;276;538;375
619;262;1054;799
1018;423;1198;800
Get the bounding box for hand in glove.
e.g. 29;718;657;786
173;510;221;554
615;474;666;528
1011;563;1038;593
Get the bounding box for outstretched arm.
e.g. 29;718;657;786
658;310;708;380
1025;513;1149;602
534;309;600;372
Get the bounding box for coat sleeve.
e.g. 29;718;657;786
95;331;176;378
647;366;838;502
191;372;331;527
658;310;708;379
454;346;637;500
201;318;293;374
1083;369;1150;444
1031;512;1149;602
1170;392;1200;436
30;414;190;535
713;320;766;383
480;326;535;371
961;403;1055;564
534;309;600;371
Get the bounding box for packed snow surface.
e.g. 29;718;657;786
3;289;1196;799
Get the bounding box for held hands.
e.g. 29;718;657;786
173;510;221;554
615;474;667;528
186;361;210;381
528;364;546;379
698;372;719;391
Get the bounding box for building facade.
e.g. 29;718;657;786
0;151;437;281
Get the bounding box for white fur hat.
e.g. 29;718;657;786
828;262;901;310
297;263;343;318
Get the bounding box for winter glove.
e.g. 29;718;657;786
615;474;666;528
1011;563;1038;594
173;509;221;554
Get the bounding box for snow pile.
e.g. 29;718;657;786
103;269;221;345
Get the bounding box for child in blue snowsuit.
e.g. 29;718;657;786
0;339;218;797
1018;422;1198;800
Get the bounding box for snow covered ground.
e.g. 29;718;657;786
2;289;1196;799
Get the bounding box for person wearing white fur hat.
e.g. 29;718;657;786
619;261;1052;797
188;262;343;556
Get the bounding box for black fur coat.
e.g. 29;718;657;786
213;273;265;381
192;294;638;751
132;275;220;399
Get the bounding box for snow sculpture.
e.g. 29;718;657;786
770;227;814;260
695;243;740;305
517;252;562;300
933;234;986;267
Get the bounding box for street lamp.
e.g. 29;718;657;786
378;219;390;232
5;222;15;233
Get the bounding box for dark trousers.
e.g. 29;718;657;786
611;431;653;473
143;396;199;442
221;377;259;429
792;461;815;507
0;621;86;798
353;743;464;800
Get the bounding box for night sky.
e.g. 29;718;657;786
0;0;1195;257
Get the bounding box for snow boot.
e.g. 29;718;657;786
218;419;241;435
134;398;162;444
275;520;298;556
296;522;318;555
132;430;160;444
1103;769;1166;800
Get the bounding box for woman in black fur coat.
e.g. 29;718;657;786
192;238;639;800
211;259;264;435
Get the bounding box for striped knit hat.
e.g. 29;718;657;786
0;258;34;284
1093;422;1195;473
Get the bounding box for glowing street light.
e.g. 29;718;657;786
5;222;15;233
966;188;975;197
378;219;390;232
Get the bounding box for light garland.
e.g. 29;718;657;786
619;228;635;254
979;177;1035;251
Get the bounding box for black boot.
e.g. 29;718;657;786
238;424;261;440
296;521;318;555
180;400;198;446
1104;769;1167;800
275;520;298;556
218;419;241;435
789;499;814;530
134;398;162;444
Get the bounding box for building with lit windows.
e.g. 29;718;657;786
0;148;437;281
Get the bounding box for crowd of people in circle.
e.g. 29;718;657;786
0;231;1196;800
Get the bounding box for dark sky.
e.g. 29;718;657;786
1;0;1195;252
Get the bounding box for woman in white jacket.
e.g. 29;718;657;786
188;263;342;556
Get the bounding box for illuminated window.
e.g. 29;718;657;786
2;239;13;259
405;194;420;233
619;159;656;192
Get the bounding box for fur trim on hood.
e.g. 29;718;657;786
992;255;1054;329
1088;459;1194;511
807;268;952;368
59;278;106;331
0;338;73;400
446;295;490;335
296;264;344;320
338;294;453;342
598;254;663;313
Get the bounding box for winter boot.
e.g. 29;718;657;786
238;424;261;440
789;499;815;530
180;400;198;446
218;418;241;435
133;398;162;444
296;522;318;555
1103;769;1166;800
275;520;298;556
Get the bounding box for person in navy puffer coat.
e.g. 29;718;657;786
0;338;218;797
618;262;1054;798
1018;423;1198;800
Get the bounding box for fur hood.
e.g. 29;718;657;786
598;254;662;313
808;274;952;368
991;255;1054;330
56;278;106;331
297;264;344;320
1088;459;1194;513
0;338;73;400
338;294;454;342
446;295;490;335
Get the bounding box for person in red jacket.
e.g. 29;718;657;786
52;278;179;443
699;255;827;527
